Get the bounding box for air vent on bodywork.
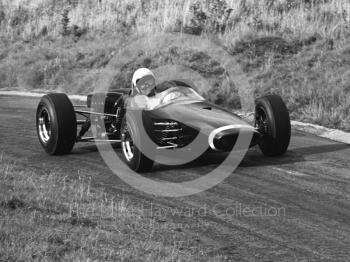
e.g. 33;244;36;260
152;119;199;148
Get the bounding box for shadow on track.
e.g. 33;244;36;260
72;142;349;172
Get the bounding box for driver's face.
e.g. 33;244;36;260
136;76;156;95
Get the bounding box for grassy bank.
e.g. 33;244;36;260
0;153;221;261
0;0;349;130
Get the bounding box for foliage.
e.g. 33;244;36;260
0;0;350;130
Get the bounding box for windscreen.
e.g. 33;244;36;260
149;86;205;110
128;86;205;111
160;86;203;103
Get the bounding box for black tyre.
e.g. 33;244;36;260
255;95;291;156
120;117;154;172
36;93;77;155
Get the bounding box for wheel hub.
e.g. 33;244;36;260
38;107;51;144
122;128;134;161
255;108;269;135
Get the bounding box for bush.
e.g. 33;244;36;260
0;4;5;26
0;64;18;89
10;6;30;27
61;8;70;37
18;65;45;89
185;0;233;35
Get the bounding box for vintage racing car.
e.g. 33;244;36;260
36;80;291;172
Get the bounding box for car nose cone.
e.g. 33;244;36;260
208;125;262;151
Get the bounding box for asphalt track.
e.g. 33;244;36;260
1;95;350;261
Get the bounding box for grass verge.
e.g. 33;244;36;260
0;153;222;261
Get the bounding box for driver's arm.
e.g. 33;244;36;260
127;95;149;109
127;95;161;110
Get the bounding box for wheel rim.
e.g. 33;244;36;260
122;127;134;161
255;107;269;135
38;107;51;144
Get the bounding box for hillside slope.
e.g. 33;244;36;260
0;0;349;130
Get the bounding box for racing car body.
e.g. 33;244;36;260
36;80;291;172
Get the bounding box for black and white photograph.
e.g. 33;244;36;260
0;0;350;261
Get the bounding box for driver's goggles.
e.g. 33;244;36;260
136;79;155;89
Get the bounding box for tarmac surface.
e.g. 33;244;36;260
1;95;350;261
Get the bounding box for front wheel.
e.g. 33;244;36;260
255;95;291;156
36;93;77;155
120;118;154;172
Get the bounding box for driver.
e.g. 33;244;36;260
132;68;157;97
130;68;176;109
128;68;159;109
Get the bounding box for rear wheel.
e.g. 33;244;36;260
255;95;291;156
120;118;154;172
36;93;77;155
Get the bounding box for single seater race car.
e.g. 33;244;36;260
36;80;291;172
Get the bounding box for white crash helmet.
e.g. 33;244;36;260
132;68;155;87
